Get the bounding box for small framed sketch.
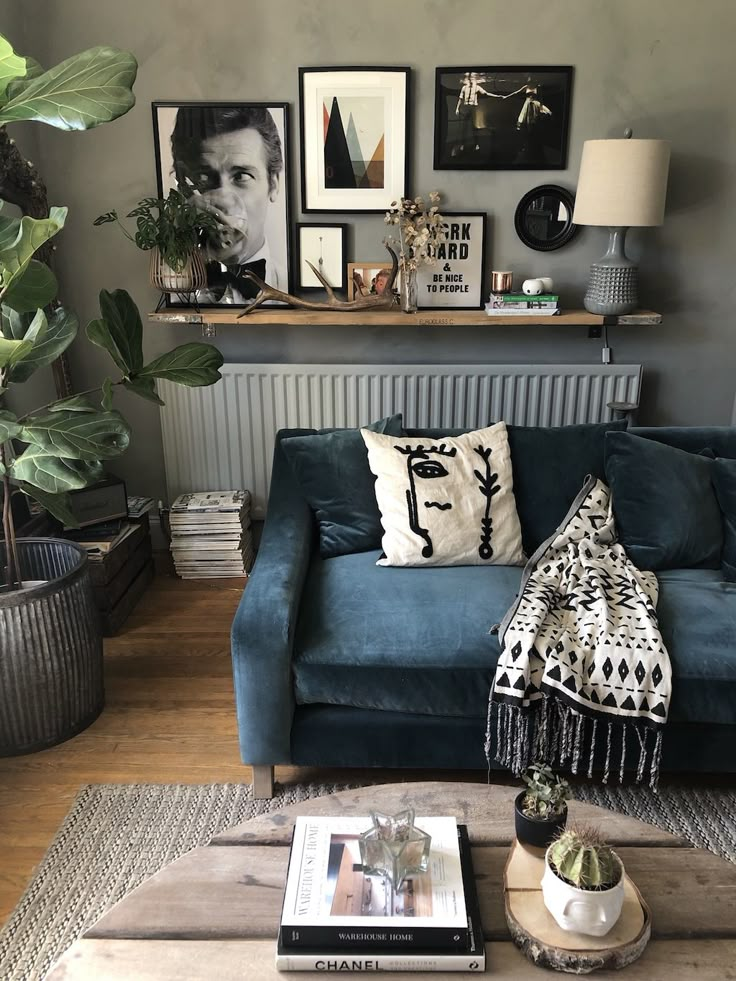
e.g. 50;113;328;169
434;66;573;170
152;101;292;306
347;261;400;300
295;224;348;291
299;67;410;212
416;212;487;309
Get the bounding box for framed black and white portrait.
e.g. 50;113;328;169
295;223;348;291
416;212;487;309
434;67;573;170
152;101;291;306
299;67;410;213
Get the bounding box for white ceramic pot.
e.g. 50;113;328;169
539;276;554;292
522;278;544;295
542;848;625;937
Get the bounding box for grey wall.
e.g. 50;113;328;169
9;0;736;503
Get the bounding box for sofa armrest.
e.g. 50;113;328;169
231;431;316;764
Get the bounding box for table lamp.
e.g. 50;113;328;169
573;131;670;315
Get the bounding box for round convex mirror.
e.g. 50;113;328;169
514;184;579;251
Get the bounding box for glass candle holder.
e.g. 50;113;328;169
358;808;431;890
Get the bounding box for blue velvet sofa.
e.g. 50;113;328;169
231;423;736;796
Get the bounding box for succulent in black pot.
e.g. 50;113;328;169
514;762;571;849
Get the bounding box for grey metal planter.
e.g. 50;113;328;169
0;538;104;756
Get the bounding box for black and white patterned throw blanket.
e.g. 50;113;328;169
486;477;672;787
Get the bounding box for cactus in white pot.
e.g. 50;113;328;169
542;826;625;937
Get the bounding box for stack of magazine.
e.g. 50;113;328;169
169;490;254;579
276;815;484;973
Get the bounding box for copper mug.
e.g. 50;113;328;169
491;270;513;293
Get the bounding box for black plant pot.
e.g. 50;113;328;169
514;790;568;849
0;538;104;756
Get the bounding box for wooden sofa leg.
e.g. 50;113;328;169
252;765;274;799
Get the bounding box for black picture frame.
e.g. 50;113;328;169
295;223;348;291
415;212;487;310
151;100;292;307
433;66;573;171
514;184;579;251
299;67;411;213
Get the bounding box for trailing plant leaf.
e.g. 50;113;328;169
136;343;224;386
17;484;77;527
0;207;66;294
122;375;164;405
88;288;143;374
101;377;114;410
0;409;21;443
19;409;131;460
2;260;58;312
8;307;78;382
10;449;103;494
0;34;26;100
0;46;137;130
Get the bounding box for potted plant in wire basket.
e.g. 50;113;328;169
514;762;571;849
0;33;223;757
542;826;626;937
94;189;217;297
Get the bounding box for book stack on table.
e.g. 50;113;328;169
169;490;254;579
485;292;560;316
276;815;484;973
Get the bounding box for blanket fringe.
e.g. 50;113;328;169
485;698;663;787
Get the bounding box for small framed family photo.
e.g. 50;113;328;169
434;66;573;170
152;101;292;306
295;223;348;291
416;212;487;310
346;261;400;301
299;67;410;212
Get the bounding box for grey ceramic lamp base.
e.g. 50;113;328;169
583;226;639;316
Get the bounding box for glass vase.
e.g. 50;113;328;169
358;808;431;890
400;265;418;314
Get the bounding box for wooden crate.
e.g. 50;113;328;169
87;515;155;635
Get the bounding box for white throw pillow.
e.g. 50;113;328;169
361;423;525;567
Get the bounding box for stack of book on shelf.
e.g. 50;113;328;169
485;291;560;316
169;490;255;579
65;519;138;559
276;815;484;973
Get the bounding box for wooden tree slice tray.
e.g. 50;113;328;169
504;840;651;974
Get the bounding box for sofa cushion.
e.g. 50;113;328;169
656;569;736;724
293;550;522;717
362;422;524;567
713;458;736;581
407;420;628;555
605;431;723;571
630;426;736;459
281;415;404;558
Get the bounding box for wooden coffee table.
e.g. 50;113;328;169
47;782;736;979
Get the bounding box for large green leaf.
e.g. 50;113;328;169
0;207;66;293
2;259;58;312
0;335;32;368
8;307;78;382
87;288;143;374
101;377;115;411
122;375;164;405
17;484;78;527
19;409;130;460
0;409;21;443
0;46;137;130
0;34;26;100
11;449;103;494
136;343;224;387
48;394;99;413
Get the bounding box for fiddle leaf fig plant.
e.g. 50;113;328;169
0;32;224;592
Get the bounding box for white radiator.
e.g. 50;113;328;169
159;363;642;517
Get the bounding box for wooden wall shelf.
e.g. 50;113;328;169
147;308;661;336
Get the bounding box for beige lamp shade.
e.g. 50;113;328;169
573;138;670;227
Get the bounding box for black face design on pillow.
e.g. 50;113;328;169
393;442;500;560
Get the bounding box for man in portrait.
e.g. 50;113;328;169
170;105;286;303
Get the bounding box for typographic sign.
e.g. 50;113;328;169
416;212;486;309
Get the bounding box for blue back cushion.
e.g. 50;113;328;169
713;458;736;581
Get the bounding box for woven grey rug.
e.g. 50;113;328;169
1;780;735;981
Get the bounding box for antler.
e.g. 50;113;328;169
237;243;400;316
